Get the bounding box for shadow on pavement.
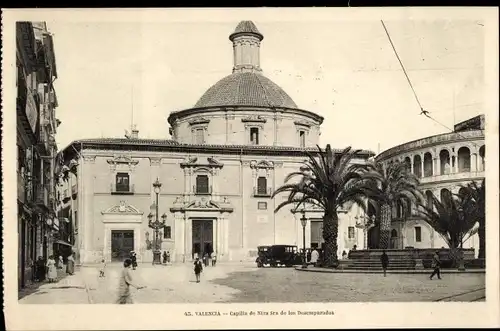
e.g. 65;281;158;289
18;267;78;300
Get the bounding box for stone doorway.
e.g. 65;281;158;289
192;219;213;259
111;230;134;261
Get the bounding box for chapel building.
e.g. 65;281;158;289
56;21;373;264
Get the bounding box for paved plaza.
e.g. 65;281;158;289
19;263;485;304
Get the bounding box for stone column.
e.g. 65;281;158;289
410;157;414;175
452;153;458;173
433;157;438;176
420;153;424;178
471;153;477;172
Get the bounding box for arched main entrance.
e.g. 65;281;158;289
390;229;398;249
367;226;379;249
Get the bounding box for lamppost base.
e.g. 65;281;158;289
152;251;162;265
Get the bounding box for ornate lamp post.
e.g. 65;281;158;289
148;178;167;265
300;210;308;268
355;214;376;249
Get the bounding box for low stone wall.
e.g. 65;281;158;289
348;248;475;269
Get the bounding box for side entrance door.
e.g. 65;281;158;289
111;230;134;261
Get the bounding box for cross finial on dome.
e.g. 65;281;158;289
229;21;264;74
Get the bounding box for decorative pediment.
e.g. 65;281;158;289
241;115;267;123
180;156;223;169
107;154;139;166
250;160;274;169
170;197;233;213
102;200;143;215
188;117;210;126
294;120;313;128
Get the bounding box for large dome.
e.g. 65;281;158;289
194;72;298;109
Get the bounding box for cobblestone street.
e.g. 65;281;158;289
19;263;485;304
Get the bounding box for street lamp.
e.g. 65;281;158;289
300;210;308;268
149;178;167;265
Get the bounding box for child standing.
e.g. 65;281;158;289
99;259;106;277
194;257;203;283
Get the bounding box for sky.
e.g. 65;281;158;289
47;16;485;154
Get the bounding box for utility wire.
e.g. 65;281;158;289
381;20;425;113
381;20;484;150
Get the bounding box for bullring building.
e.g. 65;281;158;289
56;21;373;264
375;114;485;254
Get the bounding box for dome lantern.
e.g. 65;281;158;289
229;21;264;74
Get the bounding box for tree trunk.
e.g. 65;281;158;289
478;218;485;260
448;246;461;268
322;212;339;268
378;203;391;249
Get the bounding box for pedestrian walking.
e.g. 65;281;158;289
211;251;217;267
162;251;167;264
46;255;58;283
35;256;46;282
194;257;203;283
380;250;389;277
116;258;145;304
66;253;75;275
342;250;348;260
430;251;442;280
310;248;319;266
166;251;171;264
99;259;107;277
130;251;138;270
203;253;209;267
58;256;64;269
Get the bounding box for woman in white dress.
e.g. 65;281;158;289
46;255;58;282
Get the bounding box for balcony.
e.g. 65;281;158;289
34;184;49;209
111;183;135;195
194;185;212;196
62;188;70;201
253;187;273;198
419;170;485;185
71;184;78;196
17;172;26;203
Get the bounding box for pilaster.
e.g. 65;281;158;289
82;155;95;263
174;212;185;262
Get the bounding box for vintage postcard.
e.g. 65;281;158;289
2;7;499;330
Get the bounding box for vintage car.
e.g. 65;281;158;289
255;246;271;267
256;245;303;267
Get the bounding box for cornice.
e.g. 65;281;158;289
167;105;325;126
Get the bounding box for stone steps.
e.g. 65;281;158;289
341;259;415;270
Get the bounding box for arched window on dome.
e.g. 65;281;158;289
299;130;306;148
250;127;259;145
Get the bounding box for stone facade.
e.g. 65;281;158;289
375;115;485;255
17;22;59;288
57;145;372;264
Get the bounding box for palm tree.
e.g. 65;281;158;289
460;179;485;260
370;161;422;249
272;145;377;268
418;190;477;267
